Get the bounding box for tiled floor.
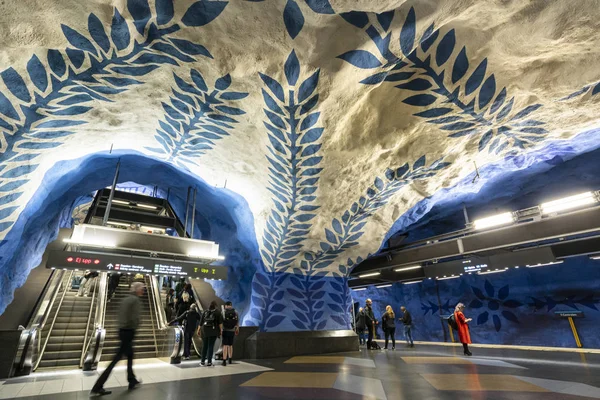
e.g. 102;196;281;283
1;344;600;399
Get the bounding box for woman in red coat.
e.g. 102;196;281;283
454;303;473;356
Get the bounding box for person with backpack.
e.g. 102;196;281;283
382;305;396;350
454;303;473;356
198;300;223;367
221;301;239;366
400;306;414;347
175;303;201;360
355;307;366;346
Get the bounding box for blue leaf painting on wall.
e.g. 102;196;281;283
560;80;600;101
245;0;335;39
145;70;247;170
0;0;222;233
529;294;600;312
468;280;522;331
337;7;550;155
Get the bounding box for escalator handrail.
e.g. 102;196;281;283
33;270;74;371
187;278;204;312
149;276;184;360
13;269;66;376
81;272;107;369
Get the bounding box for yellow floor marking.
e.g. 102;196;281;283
241;372;339;388
421;374;550;392
284;356;346;364
402;357;472;365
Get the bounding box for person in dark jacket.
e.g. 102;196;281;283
355;307;366;345
198;301;223;367
177;291;192;318
107;272;121;301
400;306;414;347
177;303;201;360
221;301;239;366
382;305;396;350
165;288;175;322
364;299;377;349
90;282;143;396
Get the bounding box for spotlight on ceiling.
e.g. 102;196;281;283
473;212;515;230
394;265;421;272
359;272;381;278
590;255;600;260
540;192;597;215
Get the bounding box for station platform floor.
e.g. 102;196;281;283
1;343;599;399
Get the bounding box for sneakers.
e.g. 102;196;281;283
200;361;206;366
89;388;112;397
183;356;190;360
392;347;395;350
207;362;213;367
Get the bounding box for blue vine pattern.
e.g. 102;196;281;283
338;8;549;156
421;299;454;316
0;0;225;233
146;70;248;170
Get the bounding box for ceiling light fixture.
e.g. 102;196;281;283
590;255;600;260
478;268;508;275
403;280;422;285
394;265;421;272
353;288;367;291
376;284;392;289
63;238;116;248
473;212;515;230
359;272;381;278
437;276;460;281
526;261;564;268
112;200;130;205
138;203;159;210
540;192;596;215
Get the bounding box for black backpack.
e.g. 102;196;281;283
447;314;458;330
223;308;238;330
203;310;216;328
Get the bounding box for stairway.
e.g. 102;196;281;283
38;272;95;369
101;276;158;361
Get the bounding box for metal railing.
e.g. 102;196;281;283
146;276;159;357
82;272;108;370
148;276;184;362
12;270;71;376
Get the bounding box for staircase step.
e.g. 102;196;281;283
37;358;80;368
100;351;157;362
45;343;85;352
41;350;83;360
53;322;93;330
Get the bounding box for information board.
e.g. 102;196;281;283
47;251;227;280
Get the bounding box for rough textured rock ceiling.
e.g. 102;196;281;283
1;0;600;316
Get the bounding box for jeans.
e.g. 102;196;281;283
384;327;396;349
201;336;217;364
184;329;194;358
404;325;414;345
92;329;136;391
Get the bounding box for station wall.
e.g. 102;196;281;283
352;256;600;349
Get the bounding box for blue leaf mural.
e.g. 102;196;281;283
339;7;550;155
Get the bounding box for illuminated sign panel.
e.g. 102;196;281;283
47;251;227;280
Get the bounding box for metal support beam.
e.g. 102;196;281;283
102;160;120;226
184;187;191;237
190;187;197;239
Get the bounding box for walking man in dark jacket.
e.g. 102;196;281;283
90;282;144;396
365;299;376;349
400;306;414;347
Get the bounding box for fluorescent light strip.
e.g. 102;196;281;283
478;268;508;275
541;192;596;214
138;204;158;210
112;200;129;205
107;221;130;227
473;212;515;230
590;256;600;260
187;252;222;260
526;261;564;268
437;275;460;281
394;265;421;272
376;284;392;289
63;238;116;248
403;280;422;285
353;288;367;291
359;272;381;278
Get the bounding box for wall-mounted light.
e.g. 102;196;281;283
589;255;600;260
359;272;381;278
437;276;460;281
403;280;422;285
478;268;508;275
540;192;596;215
526;261;564;268
394;265;421;272
376;284;392;289
473;212;515;230
353;288;367;291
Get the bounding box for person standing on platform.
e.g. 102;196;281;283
454;303;473;356
365;299;376;349
221;301;239;366
400;306;414;347
90;282;144;396
382;305;396;350
355;307;366;346
198;300;223;367
177;303;201;360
